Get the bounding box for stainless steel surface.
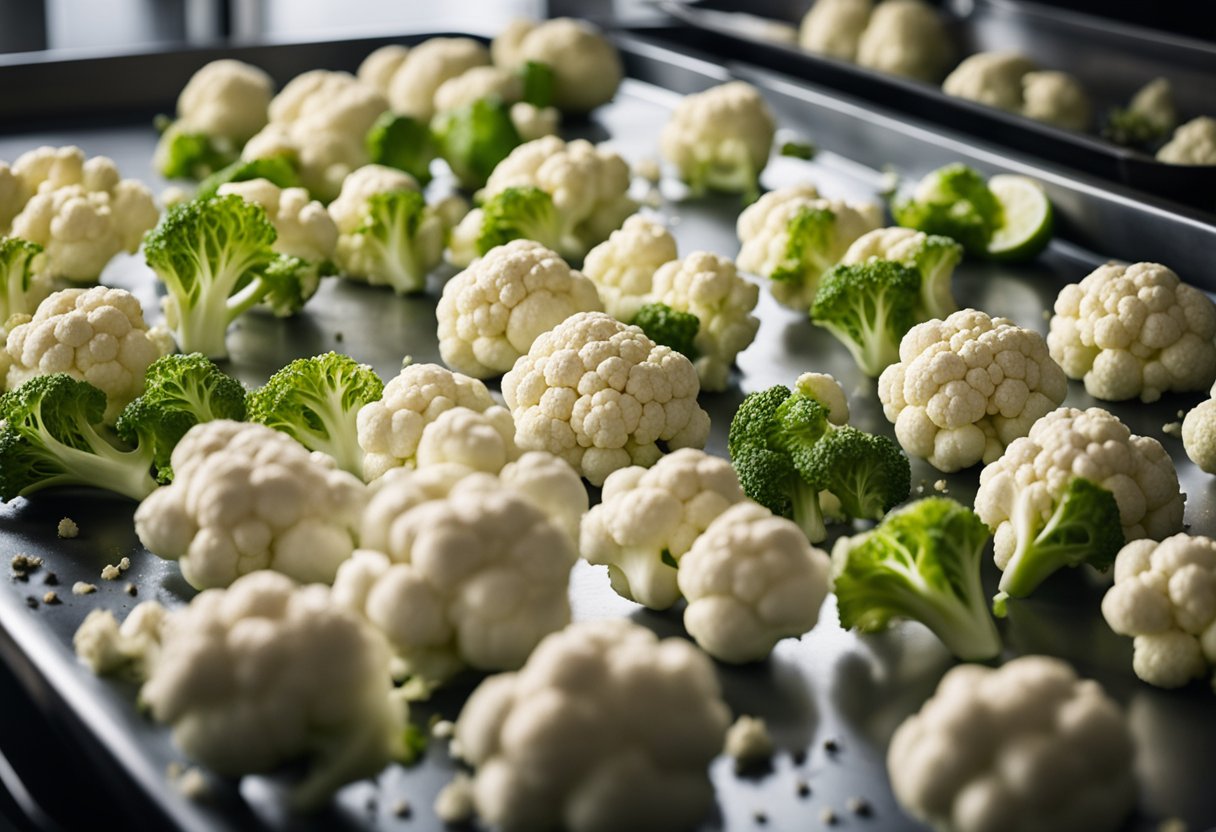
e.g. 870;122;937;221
2;33;1216;832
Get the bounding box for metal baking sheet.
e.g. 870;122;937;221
2;31;1216;832
653;0;1216;212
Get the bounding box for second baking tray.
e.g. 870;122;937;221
2;28;1216;832
654;0;1216;212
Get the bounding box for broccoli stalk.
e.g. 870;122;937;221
246;352;384;476
115;353;246;483
346;190;439;296
366;112;436;186
431;97;522;190
606;547;682;610
994;477;1125;612
632;303;700;360
0;374;156;501
1;237;47;323
770;205;838;292
195;156;300;201
144;195;302;358
520;61;555;108
832;498;1002;661
476;186;568;257
686;143;761;203
891;164;1003;255
811;261;920;377
807;426;911;521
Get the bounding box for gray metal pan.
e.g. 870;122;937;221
1;29;1215;832
654;0;1216;212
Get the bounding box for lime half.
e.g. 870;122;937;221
986;174;1053;261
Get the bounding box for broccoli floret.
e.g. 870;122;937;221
995;477;1124;611
891;164;1002;255
156;124;239;181
431;97;522;190
520;61;555;108
144;194;301;359
0;374;156;501
366;112;436;185
1102;107;1169;149
246;352;384;476
770;204;838;292
345;189;440;296
632;303;700;360
115;353;246;483
476;186;566;256
1;237;47;323
806;425;910;521
257;254;329;317
832;497;1002;661
811;261;920;377
907;234;963;321
196;156;300;201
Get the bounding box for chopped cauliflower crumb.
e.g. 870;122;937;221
10;554;43;580
1163;421;1182;438
725;715;774;774
431;719;455;740
43;591;60;605
633;158;661;183
57;518;79;538
126;583;138;597
174;766;210;800
933;479;947;493
72;581;97;596
392;799;412;818
101;565;122;581
434;773;476;823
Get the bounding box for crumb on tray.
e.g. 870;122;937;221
725;715;774;774
72;581;98;596
11;554;43;580
57;517;79;538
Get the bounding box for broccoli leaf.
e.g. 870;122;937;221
811;261;920;377
196;156;300;201
779;141;816;160
366;112;436;185
632;303;700;360
431;97;522;190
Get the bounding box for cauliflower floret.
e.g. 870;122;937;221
677;501;831;663
490;18;622;114
581;448;746;610
1;162;25;230
1020;70;1092;132
242;70;389;202
6;147;158;282
502;311;711;486
1157;116;1216;166
356;362;496;480
1183;397;1216;474
386;37;490;120
799;0;873;60
855;0;952;82
415;406;519;474
134;571;403;810
736;184;885;310
357;44;410;95
1102;534;1216;689
5;287;169;423
888;656;1135;832
659;81;776;200
582;215;679;322
1128;78;1176;136
649;251;760;392
878;308;1068;472
217;178;337;263
437;239;603;378
1048;261;1216;403
452;618;731;832
73;601;167;680
975;407;1184;576
331;466;577;689
943;52;1039;113
134;420;368;589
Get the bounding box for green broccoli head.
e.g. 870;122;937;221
476;186;565;256
195;155;300;201
259;254;327;317
1102;107;1169;149
806;425;910;521
366;112;436;186
632;303;700;360
246;352;384;476
907;233;963;321
115;353;246;483
520;61;555;108
0;374;156;501
832;497;1002;661
811;261;921;377
144;194;287;358
431;97;522;190
771;205;837;291
997;476;1125;602
156;124;239;181
1;237;46;323
348;189;439;295
891;164;1002;255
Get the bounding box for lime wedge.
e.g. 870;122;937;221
986;174;1053;261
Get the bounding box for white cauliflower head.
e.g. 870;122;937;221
855;0;953;82
134;420;368;589
975;407;1184;575
137;571;403;811
331;466;576;689
799;0;873;60
649;251;760;392
502;311;711;486
1048;261;1216;403
1;162;25;230
357;44;410;95
659;81;776;199
736;184;882;310
490;17;622;113
1128;77;1176;135
173;59;273;141
677;501;831;663
386;37;490;120
217;178;337;263
1157;116;1216;166
74;601;167;681
6;147;158;281
452;618;731;832
437;239;603;378
1102;534;1216;689
943;52;1040;113
1020;70;1092;131
415;405;518;474
5;286;169;423
581;448;746;610
888;656;1135;832
581;214;678;321
878;308;1068;473
356;362;496;481
1182;397;1216;474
